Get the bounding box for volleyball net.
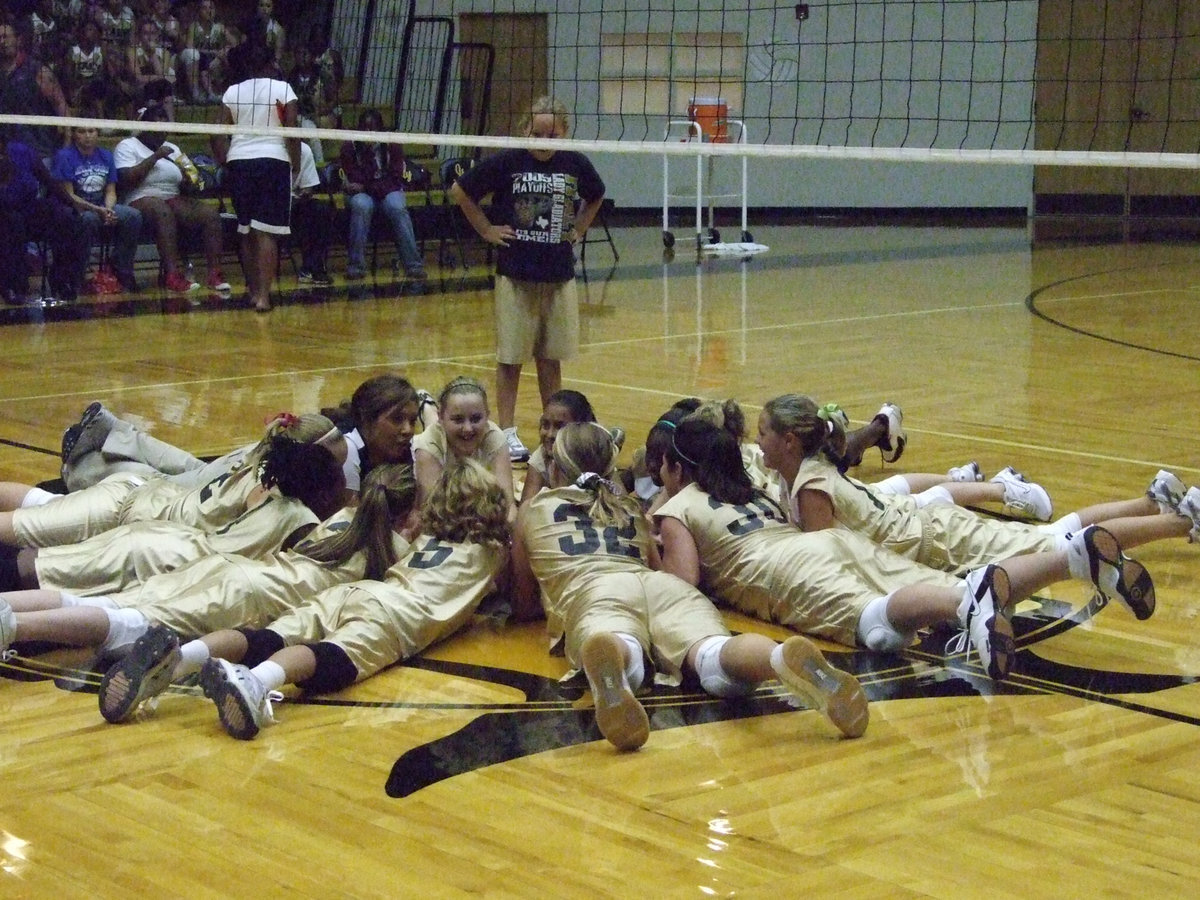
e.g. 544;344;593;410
2;0;1198;217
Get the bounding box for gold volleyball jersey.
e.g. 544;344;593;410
792;455;1058;572
655;482;960;647
522;486;728;681
122;510;411;639
121;463;260;532
36;495;318;596
11;473;144;548
266;534;504;681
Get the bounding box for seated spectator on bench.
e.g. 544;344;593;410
113;103;230;295
293;142;333;286
52;124;143;293
339;107;425;281
0;134;88;305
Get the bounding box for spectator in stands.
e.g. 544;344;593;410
339;107;425;281
179;0;234;104
249;0;285;66
127;17;175;119
0;134;88;304
93;0;134;49
314;38;343;126
288;37;326;167
27;0;66;62
95;0;138;118
114;103;229;295
147;0;182;55
64;19;106;112
292;141;332;287
0;19;70;157
52;124;143;293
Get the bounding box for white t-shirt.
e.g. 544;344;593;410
292;142;319;196
223;78;298;163
113;137;185;203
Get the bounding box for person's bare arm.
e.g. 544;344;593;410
448;182;514;246
210;105;233;165
657;516;701;584
508;507;543;622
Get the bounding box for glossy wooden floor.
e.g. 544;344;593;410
2;220;1199;898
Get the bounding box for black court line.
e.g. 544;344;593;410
0;437;58;457
1025;263;1200;363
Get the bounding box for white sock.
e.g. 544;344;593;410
177;639;210;676
100;608;150;653
617;633;645;691
1065;528;1091;580
250;659;287;692
1039;512;1082;537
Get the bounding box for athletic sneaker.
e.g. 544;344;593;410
771;635;869;738
948;564;1015;681
608;426;626;452
97;624;181;724
298;270;333;287
1147;469;1187;515
503;426;530;463
60;422;83;465
66;401;117;465
947;461;983;483
0;598;15;656
1070;524;1156;620
416;388;438;421
1180;486;1200;543
580;633;649;751
875;402;906;464
164;271;200;293
200;658;280;740
992;467;1053;521
206;270;231;292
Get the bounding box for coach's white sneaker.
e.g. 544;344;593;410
200;658;279;740
503;426;531;463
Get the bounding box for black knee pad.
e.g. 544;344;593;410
296;641;358;695
237;628;287;668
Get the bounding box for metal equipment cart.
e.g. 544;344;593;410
661;118;753;251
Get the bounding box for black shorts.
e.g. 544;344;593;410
225;157;292;235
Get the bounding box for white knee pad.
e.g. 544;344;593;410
913;485;954;508
617;632;646;691
101;607;150;654
873;475;911;496
692;635;756;698
20;487;61;508
61;592;118;609
856;594;915;652
1040;512;1082;538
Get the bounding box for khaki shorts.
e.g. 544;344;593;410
494;275;578;364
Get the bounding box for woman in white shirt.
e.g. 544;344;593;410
114;103;228;293
211;32;298;312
